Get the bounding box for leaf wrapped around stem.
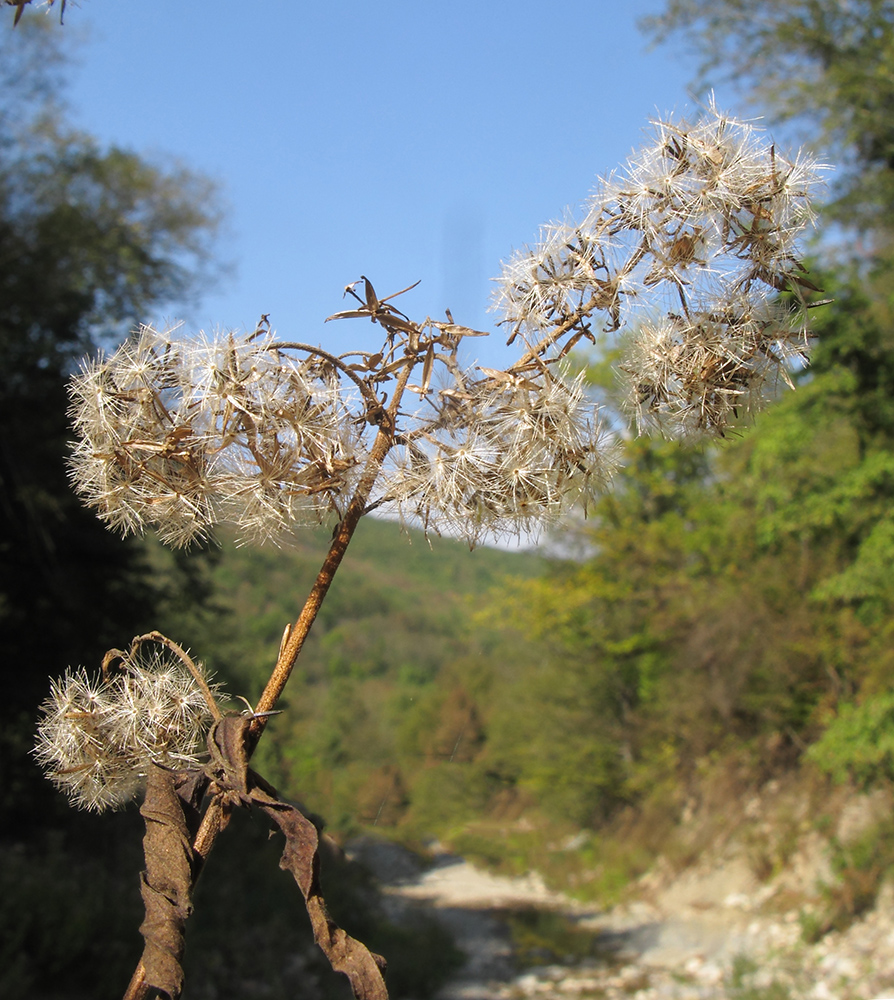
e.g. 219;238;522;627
136;766;204;999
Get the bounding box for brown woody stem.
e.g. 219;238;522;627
248;356;414;737
120;352;416;1000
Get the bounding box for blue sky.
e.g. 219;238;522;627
41;1;720;371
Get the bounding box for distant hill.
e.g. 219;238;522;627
153;515;552;832
200;514;549;682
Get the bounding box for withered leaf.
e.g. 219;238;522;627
791;272;823;292
251;786;389;1000
377;313;418;335
362;275;379;310
325;309;376;323
206;715;251;799
433;322;489;338
137;765;198;999
421;344;434;394
205;716;388;1000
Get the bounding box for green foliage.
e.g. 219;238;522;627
807;694;894;785
182;516;547;835
504;909;615;969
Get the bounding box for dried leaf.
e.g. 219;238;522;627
206;715;251;799
432;322;489;338
421;344;434;394
477;366;515;382
362;276;379;310
137;765;198;999
791;272;823;292
375;356;413;378
325;309;375;323
377;313;419;335
251;785;389;1000
205;716;388;1000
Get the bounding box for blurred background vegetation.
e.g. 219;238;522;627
4;2;894;997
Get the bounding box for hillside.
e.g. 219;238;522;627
151;515;553;831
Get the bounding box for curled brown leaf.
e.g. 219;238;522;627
206;716;389;1000
137;766;199;999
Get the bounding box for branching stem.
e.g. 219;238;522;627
271;340;382;412
250;353;415;736
119;348;417;1000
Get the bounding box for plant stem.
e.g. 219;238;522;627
120;354;415;1000
249;355;414;736
507;293;600;371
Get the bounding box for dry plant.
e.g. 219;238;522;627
4;0;67;26
34;105;825;999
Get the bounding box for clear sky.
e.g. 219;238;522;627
32;0;724;371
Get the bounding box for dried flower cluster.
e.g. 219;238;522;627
386;369;615;543
68;320;613;548
34;641;220;812
493;104;824;434
66;106;824;552
69;325;360;548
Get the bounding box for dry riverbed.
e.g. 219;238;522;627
346;829;894;1000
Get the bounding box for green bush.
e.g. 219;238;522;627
807;694;894;785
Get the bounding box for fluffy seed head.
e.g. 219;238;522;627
385;369;617;546
493;101;825;435
68;324;363;547
34;647;221;812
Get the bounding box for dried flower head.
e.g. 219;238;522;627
385;367;617;546
66;106;825;551
493;101;825;434
34;642;221;812
68;324;362;547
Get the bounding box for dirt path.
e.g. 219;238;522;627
387;852;570;999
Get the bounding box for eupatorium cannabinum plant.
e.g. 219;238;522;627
34;105;826;1000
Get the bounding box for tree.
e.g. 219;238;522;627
640;0;894;755
641;0;894;615
642;0;894;238
0;19;220;771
